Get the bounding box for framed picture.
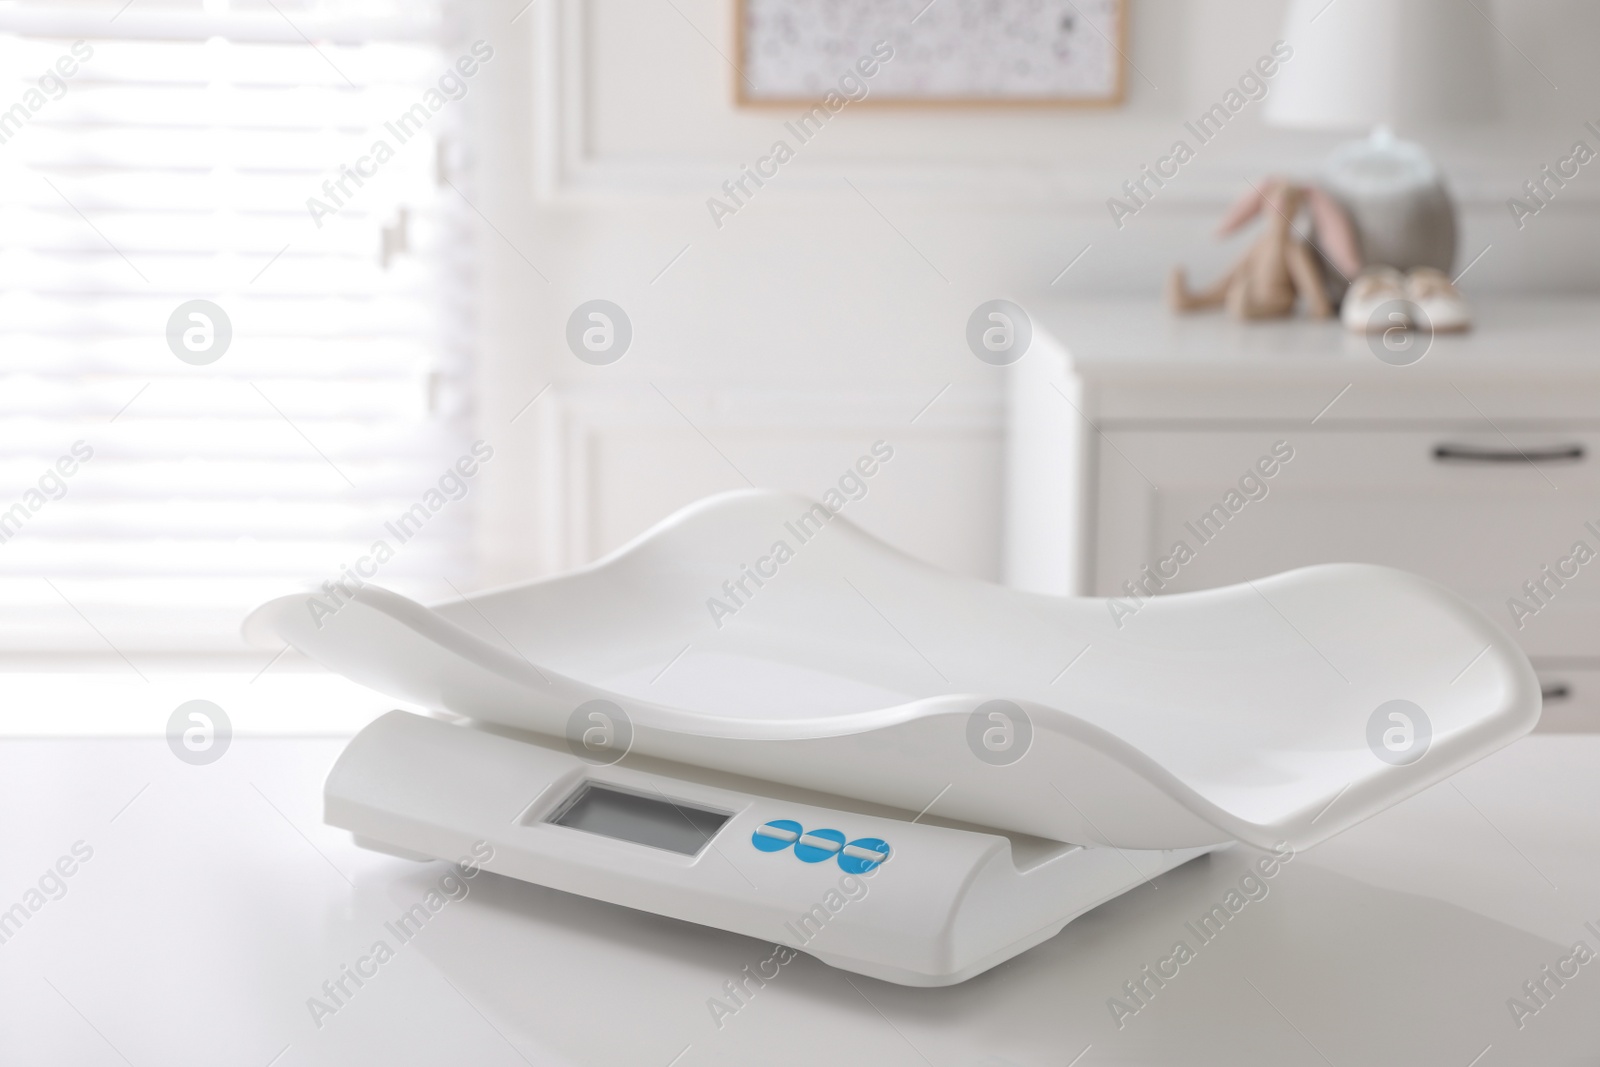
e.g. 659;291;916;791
736;0;1126;108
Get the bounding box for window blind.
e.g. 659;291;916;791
0;0;477;656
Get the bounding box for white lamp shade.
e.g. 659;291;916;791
1265;0;1498;130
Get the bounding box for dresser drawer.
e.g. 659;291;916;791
1532;668;1600;732
1094;428;1600;659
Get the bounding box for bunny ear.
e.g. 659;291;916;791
1216;182;1268;236
1305;185;1364;279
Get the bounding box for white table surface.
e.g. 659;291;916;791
2;729;1597;1067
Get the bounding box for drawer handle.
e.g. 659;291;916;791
1433;443;1585;464
1541;683;1571;703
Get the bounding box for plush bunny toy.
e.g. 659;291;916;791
1168;178;1364;320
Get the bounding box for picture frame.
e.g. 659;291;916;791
734;0;1126;108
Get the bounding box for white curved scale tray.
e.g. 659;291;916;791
245;490;1539;852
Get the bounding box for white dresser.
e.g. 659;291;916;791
1006;299;1600;732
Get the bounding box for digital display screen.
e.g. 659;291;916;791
547;783;730;856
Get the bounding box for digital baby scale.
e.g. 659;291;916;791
245;489;1540;986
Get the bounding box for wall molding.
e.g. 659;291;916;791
528;0;1600;209
537;381;1003;569
529;0;1270;204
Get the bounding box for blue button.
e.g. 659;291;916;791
751;819;801;852
839;837;891;874
793;828;846;863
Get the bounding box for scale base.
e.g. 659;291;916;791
329;711;1222;986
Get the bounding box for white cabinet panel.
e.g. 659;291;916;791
1095;429;1600;661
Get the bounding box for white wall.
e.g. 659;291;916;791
463;0;1600;588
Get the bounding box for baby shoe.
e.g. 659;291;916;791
1341;267;1409;332
1405;267;1471;332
